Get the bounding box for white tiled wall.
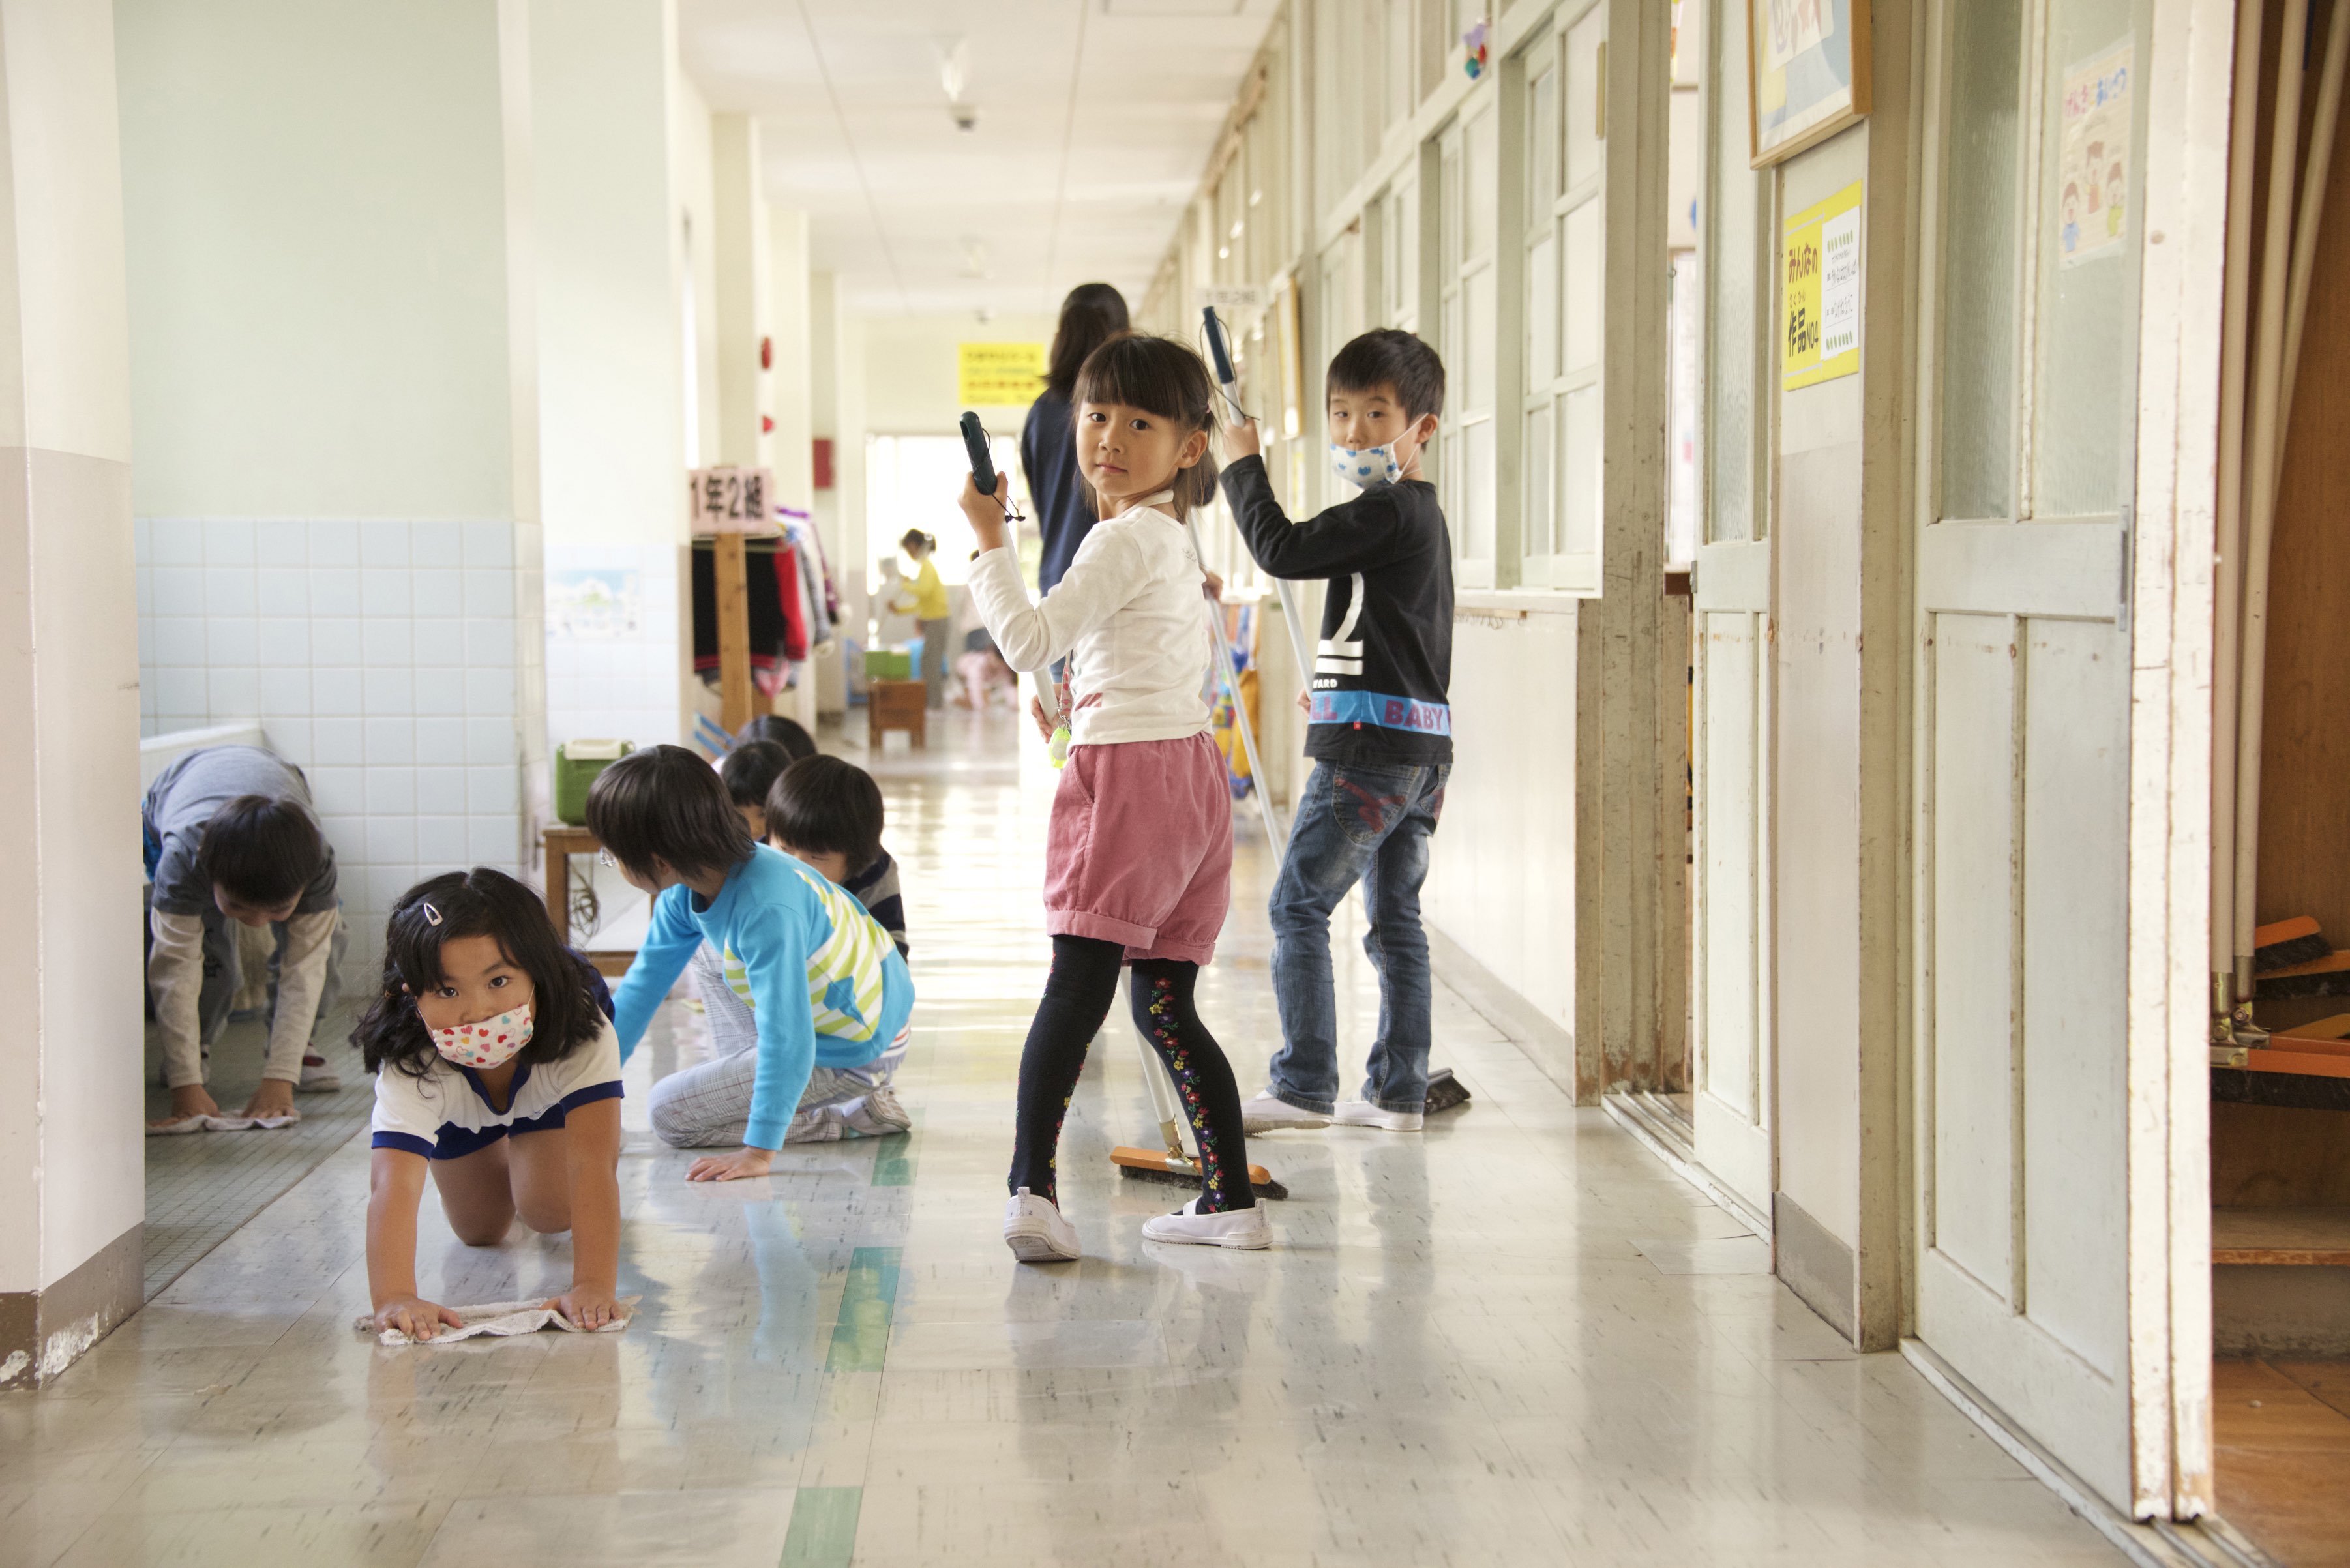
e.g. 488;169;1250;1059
544;541;684;753
136;516;537;979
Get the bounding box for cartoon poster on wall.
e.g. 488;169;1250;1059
2058;40;2132;269
1748;0;1870;166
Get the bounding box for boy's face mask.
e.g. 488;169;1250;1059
430;1001;535;1070
1330;442;1403;490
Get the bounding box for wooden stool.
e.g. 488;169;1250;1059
541;825;636;976
868;678;927;749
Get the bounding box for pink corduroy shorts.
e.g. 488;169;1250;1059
1043;731;1234;966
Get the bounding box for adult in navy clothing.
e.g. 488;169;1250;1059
1019;282;1129;594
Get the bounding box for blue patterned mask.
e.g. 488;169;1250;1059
1330;441;1402;490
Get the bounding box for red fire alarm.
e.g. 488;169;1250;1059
812;437;834;490
761;414;775;434
759;336;772;370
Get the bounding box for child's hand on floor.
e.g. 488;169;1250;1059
153;1083;222;1127
544;1285;621;1329
686;1144;777;1183
243;1080;296;1120
374;1294;464;1341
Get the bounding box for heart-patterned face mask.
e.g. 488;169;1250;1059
428;1002;535;1070
1330;441;1402;490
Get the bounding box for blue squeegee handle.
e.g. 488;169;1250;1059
959;410;996;496
1201;307;1238;392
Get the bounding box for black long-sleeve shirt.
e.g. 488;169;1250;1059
1221;454;1453;767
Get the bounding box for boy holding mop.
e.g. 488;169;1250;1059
1219;329;1453;1132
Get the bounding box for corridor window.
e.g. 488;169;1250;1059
1438;101;1498;587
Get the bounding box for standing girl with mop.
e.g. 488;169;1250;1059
960;333;1268;1260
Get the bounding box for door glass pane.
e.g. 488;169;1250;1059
1466;106;1497;259
1566;8;1605;188
1530;64;1558;213
1560;385;1600;555
1564;200;1601;370
1528;230;1558;387
1526;402;1554;559
2030;0;2147;516
1441;140;1463;274
1707;0;1757;544
1465;417;1497;559
1939;0;2025;520
1466;264;1496;411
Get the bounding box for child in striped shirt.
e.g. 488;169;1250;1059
590;746;915;1183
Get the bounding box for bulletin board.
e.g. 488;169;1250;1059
1782;180;1863;390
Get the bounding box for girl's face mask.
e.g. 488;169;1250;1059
1330;442;1402;489
430;1002;534;1070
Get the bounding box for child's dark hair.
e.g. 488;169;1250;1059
1328;328;1447;422
720;740;794;810
900;529;935;555
735;714;816;762
584;743;754;882
1072;334;1219;515
353;868;608;1079
1045;281;1130;398
765;755;885;871
198;794;325;906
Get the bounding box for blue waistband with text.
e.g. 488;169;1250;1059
1308;690;1453;736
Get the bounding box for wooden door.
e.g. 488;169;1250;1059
1911;0;2146;1509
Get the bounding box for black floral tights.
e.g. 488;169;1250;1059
1007;935;1253;1213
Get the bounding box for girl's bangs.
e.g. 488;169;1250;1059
1073;340;1200;425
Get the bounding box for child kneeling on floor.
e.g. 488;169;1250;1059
962;332;1266;1260
359;868;625;1342
668;753;913;1147
591;745;915;1181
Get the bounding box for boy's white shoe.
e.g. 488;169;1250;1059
1242;1091;1330;1132
1003;1188;1081;1264
1142;1198;1272;1250
297;1052;342;1093
844;1086;912;1137
1331;1101;1423;1131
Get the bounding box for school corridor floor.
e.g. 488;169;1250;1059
0;711;2124;1567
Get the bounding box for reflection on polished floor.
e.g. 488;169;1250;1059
0;711;2121;1567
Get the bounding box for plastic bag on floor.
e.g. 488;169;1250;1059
357;1295;641;1346
146;1111;300;1135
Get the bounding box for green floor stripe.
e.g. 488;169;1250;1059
871;1132;917;1187
781;1485;862;1568
824;1246;901;1372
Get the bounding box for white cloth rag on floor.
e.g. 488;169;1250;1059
146;1111;301;1135
357;1296;641;1346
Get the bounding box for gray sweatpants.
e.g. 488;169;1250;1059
647;944;907;1149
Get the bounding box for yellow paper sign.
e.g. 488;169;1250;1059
1783;180;1864;390
957;342;1046;407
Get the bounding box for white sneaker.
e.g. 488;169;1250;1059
845;1085;912;1137
297;1052;342;1093
1241;1091;1330;1132
1141;1198;1272;1250
1003;1188;1081;1263
1331;1101;1423;1131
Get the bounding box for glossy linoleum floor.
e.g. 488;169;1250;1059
0;710;2122;1567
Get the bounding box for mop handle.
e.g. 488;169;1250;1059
1201;309;1318;702
1125;973;1189;1157
1186;520;1285;853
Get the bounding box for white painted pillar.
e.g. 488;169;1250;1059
117;0;542;981
531;0;688;756
711;113;769;471
0;0;148;1387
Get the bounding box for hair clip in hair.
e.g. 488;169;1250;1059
420;901;443;926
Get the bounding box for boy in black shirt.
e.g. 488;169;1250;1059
1219;329;1453;1131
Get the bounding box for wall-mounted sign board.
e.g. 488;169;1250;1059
689;466;777;534
1782;179;1863;391
957;342;1046;407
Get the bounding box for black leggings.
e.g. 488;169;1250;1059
1008;934;1253;1213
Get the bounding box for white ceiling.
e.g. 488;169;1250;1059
679;0;1279;318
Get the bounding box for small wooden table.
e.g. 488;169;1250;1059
869;677;927;749
543;824;636;976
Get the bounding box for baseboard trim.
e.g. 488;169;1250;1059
1900;1337;2240;1568
1774;1191;1857;1340
0;1221;143;1389
1425;923;1578;1098
1600;1090;1774;1239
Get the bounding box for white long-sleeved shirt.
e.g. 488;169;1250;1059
966;500;1211;748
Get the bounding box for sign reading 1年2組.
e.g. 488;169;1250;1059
957;342;1046;407
1782;180;1864;390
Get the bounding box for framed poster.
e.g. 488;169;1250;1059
1748;0;1871;168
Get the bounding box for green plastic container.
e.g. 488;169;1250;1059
554;739;633;825
865;648;912;680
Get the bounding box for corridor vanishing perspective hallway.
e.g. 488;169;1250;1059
0;717;2119;1567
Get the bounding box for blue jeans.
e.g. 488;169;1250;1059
1266;759;1449;1114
